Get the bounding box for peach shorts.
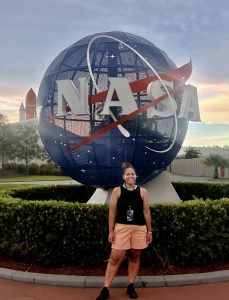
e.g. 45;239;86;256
112;223;148;250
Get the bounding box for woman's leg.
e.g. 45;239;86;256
104;248;126;287
127;249;142;283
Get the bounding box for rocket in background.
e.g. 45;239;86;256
19;102;25;122
19;88;37;122
26;88;37;120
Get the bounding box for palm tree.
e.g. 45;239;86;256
203;154;229;179
183;147;201;159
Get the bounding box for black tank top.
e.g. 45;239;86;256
115;185;146;225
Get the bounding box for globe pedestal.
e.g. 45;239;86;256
87;171;181;204
142;171;181;203
87;188;113;205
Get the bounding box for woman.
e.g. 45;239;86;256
96;162;153;300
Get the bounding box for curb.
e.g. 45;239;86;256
0;267;229;287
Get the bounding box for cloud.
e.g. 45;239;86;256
0;96;22;123
1;0;229;134
184;135;229;147
192;82;229;98
0;83;37;123
191;81;229;124
199;98;229;124
1;0;229;86
184;122;229;147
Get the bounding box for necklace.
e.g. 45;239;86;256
124;183;136;191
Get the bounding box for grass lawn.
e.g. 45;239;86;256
0;175;72;183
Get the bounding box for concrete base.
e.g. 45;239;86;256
142;171;181;203
87;188;113;204
87;171;181;204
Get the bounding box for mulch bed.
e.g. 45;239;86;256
0;256;229;276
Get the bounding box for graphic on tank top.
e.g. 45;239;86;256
127;206;134;222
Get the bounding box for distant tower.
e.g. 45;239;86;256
25;88;37;120
19;102;26;122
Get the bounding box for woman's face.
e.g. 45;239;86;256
122;167;137;184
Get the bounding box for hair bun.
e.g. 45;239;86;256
121;162;135;174
121;162;133;169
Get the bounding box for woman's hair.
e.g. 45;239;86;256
121;162;136;175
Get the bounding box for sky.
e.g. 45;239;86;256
0;0;228;147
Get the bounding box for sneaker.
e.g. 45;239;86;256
127;283;138;299
96;287;110;300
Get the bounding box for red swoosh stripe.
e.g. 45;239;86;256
88;60;192;104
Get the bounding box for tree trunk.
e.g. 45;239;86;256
213;166;218;179
1;155;5;177
25;146;29;176
26;157;28;176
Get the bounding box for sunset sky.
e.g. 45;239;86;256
0;0;228;147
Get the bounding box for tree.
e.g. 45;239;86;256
0;113;7;127
14;123;44;175
39;146;52;163
203;154;229;179
183;147;201;159
0;114;16;176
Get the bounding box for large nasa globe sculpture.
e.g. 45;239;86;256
38;31;200;203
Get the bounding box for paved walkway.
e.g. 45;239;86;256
0;278;229;300
0;267;229;299
1;267;229;288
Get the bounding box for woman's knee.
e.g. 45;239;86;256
128;249;141;262
109;251;125;266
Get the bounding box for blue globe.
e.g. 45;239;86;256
38;31;189;188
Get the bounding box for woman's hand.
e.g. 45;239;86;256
146;232;153;244
108;231;115;244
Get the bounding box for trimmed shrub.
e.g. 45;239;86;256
16;164;26;173
1;182;229;268
172;182;229;200
28;163;39;175
0;197;228;267
38;163;65;176
8;182;229;203
9;185;95;203
144;199;229;268
0;198;109;266
4;162;17;171
2;162;65;176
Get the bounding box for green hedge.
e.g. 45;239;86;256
146;199;229;267
173;182;229;200
0;197;228;267
7;182;229;202
0;198;109;266
3;162;65;176
8;185;95;203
